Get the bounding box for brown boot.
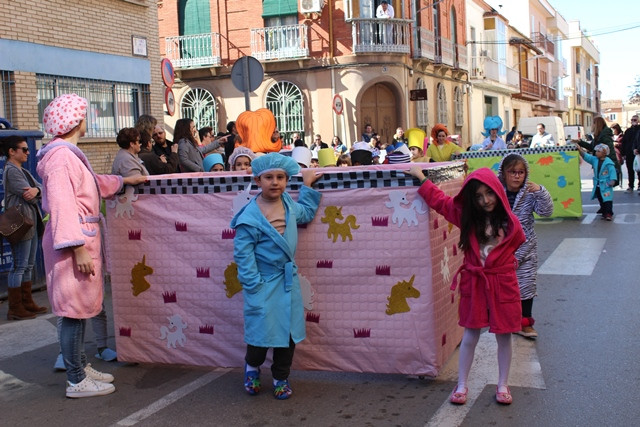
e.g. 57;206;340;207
21;281;48;314
7;287;36;320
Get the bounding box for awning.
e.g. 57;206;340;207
262;0;298;18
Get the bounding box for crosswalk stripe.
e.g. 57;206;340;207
538;238;606;275
0;313;57;360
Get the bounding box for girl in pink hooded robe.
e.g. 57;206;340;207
37;93;146;398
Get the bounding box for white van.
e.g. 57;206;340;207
517;116;566;146
563;125;586;141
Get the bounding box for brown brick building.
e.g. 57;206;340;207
1;0;164;173
157;0;470;148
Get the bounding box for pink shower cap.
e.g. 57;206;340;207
43;93;88;136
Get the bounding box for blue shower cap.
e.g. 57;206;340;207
251;152;300;178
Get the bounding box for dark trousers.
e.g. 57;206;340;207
245;337;296;381
595;187;613;216
522;298;533;318
624;155;640;189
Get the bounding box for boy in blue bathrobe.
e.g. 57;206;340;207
230;153;323;399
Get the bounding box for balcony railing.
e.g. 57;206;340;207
165;33;221;68
251;24;309;61
531;32;555;56
454;44;467;70
470;57;519;90
520;77;540;99
417;27;435;60
351;18;411;54
435;36;454;66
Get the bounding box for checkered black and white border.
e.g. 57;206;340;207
452;146;578;160
135;163;465;196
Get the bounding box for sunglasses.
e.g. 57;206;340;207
17;147;29;153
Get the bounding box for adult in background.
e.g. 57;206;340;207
176;118;228;172
152;124;173;158
376;0;394;44
37;93;146;398
505;126;516;143
331;135;347;156
611;123;625;171
140;129;179;175
426;123;463;162
392;127;407;146
1;136;47;320
574;117;621;187
361;124;374;143
481;116;508;150
621;114;640;192
530;123;555;148
224;121;238;170
111;127;149;177
310;134;329;151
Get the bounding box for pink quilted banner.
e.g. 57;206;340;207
107;163;465;376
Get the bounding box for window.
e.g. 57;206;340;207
436;83;448;125
178;0;212;61
266;81;304;144
416;78;428;130
1;70;15;124
454;87;464;127
180;87;217;132
36;74;150;138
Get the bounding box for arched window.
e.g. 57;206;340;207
437;83;448;125
454;86;464;127
180;87;217;131
416;78;428;130
266;81;304;144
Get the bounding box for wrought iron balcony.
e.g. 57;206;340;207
350;18;411;54
165;33;221;68
454;44;467;70
251;24;309;61
435;37;454;66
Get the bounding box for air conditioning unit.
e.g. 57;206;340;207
300;0;323;14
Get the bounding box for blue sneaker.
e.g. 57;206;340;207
273;379;292;400
95;347;117;362
244;364;260;395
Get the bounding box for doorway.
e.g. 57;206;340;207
360;83;399;145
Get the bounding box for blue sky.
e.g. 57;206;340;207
553;0;640;100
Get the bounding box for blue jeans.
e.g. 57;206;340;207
8;233;38;288
59;317;87;384
57;304;108;352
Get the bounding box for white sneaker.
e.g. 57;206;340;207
66;376;115;398
84;363;114;383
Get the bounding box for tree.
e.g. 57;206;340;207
627;75;640;104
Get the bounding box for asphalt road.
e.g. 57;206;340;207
1;162;639;426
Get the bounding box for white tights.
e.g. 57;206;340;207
456;328;512;393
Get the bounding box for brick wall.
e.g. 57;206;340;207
1;0;164;170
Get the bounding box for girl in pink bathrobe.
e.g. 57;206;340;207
36;94;146;398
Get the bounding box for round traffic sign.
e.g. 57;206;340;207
161;58;175;88
165;87;175;116
230;56;264;93
332;94;344;115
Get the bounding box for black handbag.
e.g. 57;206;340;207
0;204;34;245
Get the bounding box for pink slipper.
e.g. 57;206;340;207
496;386;512;405
450;386;468;404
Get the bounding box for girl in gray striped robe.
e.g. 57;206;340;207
498;153;554;338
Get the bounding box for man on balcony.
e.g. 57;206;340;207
376;1;394;44
531;123;555;148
